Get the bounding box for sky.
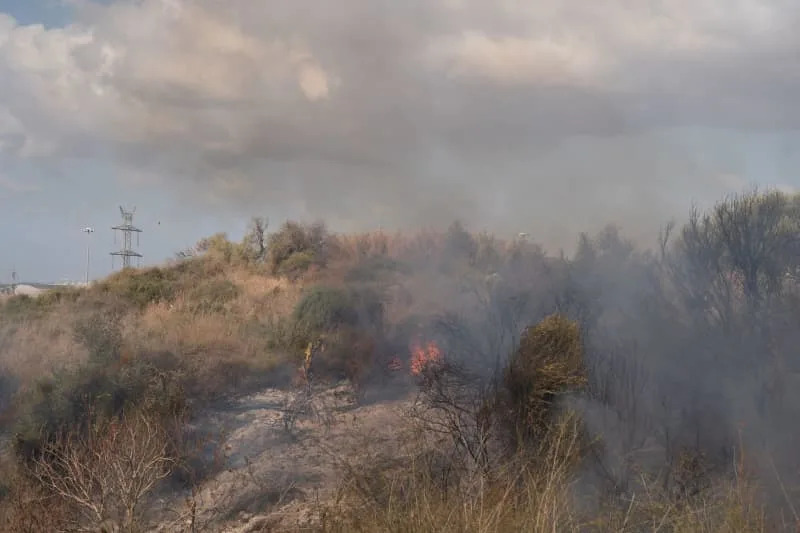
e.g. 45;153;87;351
1;0;800;282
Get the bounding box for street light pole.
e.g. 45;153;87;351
83;227;94;285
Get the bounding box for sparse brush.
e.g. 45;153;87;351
0;456;75;532
318;409;584;533
589;473;769;532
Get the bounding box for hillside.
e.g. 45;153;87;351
2;192;800;531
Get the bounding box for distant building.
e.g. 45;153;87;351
12;284;45;296
0;281;85;297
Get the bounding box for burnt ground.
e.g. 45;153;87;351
150;379;418;532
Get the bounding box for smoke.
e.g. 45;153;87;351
355;200;800;520
3;1;800;249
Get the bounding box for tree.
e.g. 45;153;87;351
670;190;799;332
243;216;269;262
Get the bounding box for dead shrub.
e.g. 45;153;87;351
30;409;177;532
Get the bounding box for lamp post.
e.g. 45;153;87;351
83;227;94;285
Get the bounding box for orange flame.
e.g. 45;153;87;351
410;339;443;375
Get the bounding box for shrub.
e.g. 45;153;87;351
311;327;376;390
13;339;186;463
267;220;329;276
36;287;81;307
503;314;586;444
0;459;74;532
291;284;382;335
30;409;176;532
0;294;39;318
96;267;178;308
287;285;385;386
73;312;123;367
185;279;240;314
277;250;316;280
344;256;410;283
291;286;360;340
0;291;70;320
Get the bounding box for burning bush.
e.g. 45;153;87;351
410;338;444;376
503;314;586;444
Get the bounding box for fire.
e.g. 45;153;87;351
409;339;443;375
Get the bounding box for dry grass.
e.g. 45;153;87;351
317;409;771;533
589;475;769;532
0;261;306;400
0;305;86;390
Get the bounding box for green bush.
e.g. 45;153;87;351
37;287;80;306
96;267;178;308
291;286;360;339
285;285;385;386
309;327;376;389
277;250;316;279
13;351;186;463
267;220;329;276
293;286;384;336
503;314;586;444
185;279;240;314
345;256;410;283
73;312;123;367
12;313;186;462
0;288;79;319
0;294;40;318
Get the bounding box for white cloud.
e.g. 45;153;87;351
297;62;332;101
429;31;610;86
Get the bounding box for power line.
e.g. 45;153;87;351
110;206;143;270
